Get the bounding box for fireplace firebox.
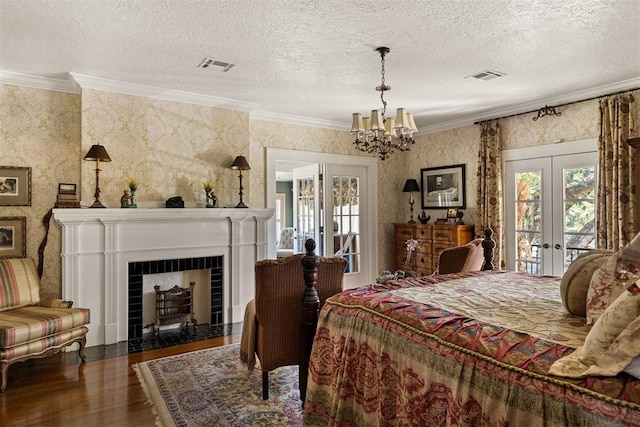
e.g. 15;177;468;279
128;256;223;339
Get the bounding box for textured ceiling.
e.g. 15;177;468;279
1;0;639;133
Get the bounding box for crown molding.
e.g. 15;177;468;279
0;70;80;93
250;110;349;131
418;77;640;134
69;73;259;111
3;70;639;135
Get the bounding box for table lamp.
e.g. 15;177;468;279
83;144;111;208
402;179;420;223
230;155;251;208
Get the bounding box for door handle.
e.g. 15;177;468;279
554;244;562;250
542;243;550;249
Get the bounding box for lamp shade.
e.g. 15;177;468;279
83;144;112;162
230;155;251;170
402;179;420;193
350;113;365;133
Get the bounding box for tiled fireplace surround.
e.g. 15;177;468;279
53;208;273;347
128;255;223;339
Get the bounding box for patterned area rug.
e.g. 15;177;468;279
134;343;302;426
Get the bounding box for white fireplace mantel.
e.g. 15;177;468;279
53;208;274;347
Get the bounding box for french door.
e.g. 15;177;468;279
293;164;322;254
292;163;367;288
504;142;597;276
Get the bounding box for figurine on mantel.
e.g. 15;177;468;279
120;190;134;208
204;182;218;208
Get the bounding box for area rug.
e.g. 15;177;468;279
134;343;302;426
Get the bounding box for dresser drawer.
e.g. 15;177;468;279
395;225;415;240
396;252;415;270
414;225;431;241
415;253;432;270
416;242;431;254
432;226;454;243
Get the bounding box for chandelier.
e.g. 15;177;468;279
351;47;418;161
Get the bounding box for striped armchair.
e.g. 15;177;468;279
0;258;90;392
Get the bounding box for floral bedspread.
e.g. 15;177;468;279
303;271;640;426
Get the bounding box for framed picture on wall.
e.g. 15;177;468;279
0;166;32;206
0;216;26;259
420;164;466;209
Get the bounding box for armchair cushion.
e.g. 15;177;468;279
0;305;90;348
0;258;41;310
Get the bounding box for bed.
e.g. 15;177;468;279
302;261;640;425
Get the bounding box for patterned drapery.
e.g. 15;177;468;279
475;120;504;268
597;94;637;249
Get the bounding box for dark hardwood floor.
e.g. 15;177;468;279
1;326;242;426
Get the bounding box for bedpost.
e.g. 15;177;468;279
482;228;496;270
300;238;320;402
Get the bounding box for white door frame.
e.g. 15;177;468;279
266;148;378;286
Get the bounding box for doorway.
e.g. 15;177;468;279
266;148;378;288
504;139;597;276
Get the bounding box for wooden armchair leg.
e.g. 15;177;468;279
262;371;269;400
78;336;87;362
0;362;7;393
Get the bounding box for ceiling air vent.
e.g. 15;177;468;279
466;69;505;81
197;57;235;72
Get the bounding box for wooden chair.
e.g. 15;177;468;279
241;252;346;399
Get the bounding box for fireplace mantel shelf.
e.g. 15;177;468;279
53;207;274;347
53;207;273;223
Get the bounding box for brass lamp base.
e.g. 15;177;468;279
89;200;107;208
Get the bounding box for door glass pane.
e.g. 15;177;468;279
515;171;542;274
296;177;315;252
332;176;360;273
563;166;596;269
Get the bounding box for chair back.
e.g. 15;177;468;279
0;258;41;311
437;238;485;274
254;254;346;372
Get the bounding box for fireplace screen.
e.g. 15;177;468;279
149;282;197;336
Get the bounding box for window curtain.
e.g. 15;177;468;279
475;120;504;268
597;94;637;249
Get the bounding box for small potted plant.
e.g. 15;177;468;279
203;182;216;208
127;178;138;207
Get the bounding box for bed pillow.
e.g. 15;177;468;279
624;356;640;379
585;253;627;327
548;287;640;378
560;250;612;317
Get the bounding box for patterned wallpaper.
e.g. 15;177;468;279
1;82;638;297
0;84;81;296
80;89;251;208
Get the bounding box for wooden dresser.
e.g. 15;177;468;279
394;223;474;276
